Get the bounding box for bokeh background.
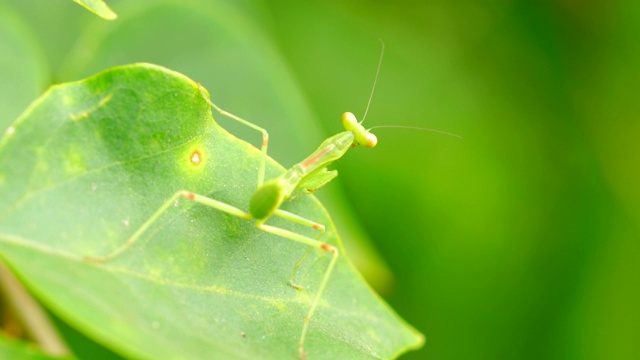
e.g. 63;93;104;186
1;0;638;359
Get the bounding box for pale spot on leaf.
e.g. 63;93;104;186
190;151;201;165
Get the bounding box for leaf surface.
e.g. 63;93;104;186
0;64;423;359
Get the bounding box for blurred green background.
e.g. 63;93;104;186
1;0;638;359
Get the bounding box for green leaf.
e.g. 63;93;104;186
58;1;395;291
0;64;423;359
72;0;117;20
0;333;69;360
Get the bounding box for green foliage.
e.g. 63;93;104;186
72;0;116;20
1;0;638;359
0;2;45;130
0;64;422;359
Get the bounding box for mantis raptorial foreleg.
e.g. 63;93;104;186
289;168;338;201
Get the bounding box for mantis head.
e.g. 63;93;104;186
341;112;377;148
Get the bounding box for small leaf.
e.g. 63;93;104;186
72;0;117;20
0;64;423;359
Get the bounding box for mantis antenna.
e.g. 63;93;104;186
361;39;385;123
368;125;463;139
361;41;461;140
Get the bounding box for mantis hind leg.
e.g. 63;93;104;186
256;221;338;360
198;84;269;187
288;246;314;290
273;209;326;290
85;190;251;263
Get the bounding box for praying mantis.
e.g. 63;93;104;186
88;44;456;359
92;97;376;359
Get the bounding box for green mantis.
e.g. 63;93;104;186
86;43;455;359
90;88;379;358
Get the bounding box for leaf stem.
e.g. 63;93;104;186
0;260;71;356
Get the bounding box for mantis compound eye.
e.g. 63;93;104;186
365;133;377;148
341;112;358;129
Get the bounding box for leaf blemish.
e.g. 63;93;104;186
99;93;113;107
190;150;202;165
70;93;113;121
70;111;90;121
